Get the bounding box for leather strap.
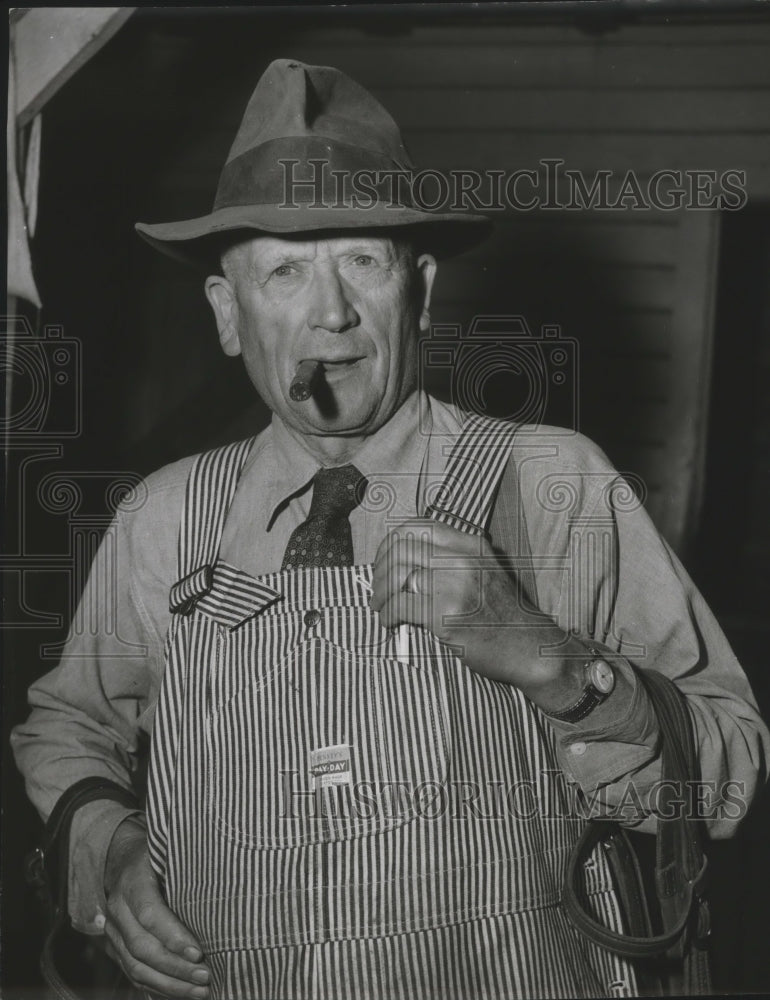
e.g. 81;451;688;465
26;777;140;1000
490;437;710;990
565;821;705;957
563;670;712;994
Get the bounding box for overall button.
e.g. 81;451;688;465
304;609;322;628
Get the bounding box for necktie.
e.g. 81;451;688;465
282;464;366;570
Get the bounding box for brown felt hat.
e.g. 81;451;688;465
135;59;491;267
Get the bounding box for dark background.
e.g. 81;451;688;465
4;5;770;995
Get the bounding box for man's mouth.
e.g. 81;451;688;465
289;357;367;403
316;357;364;372
308;357;366;383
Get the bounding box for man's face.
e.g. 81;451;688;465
205;234;436;441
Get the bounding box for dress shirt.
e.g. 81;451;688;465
11;391;769;934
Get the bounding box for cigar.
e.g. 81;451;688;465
289;360;322;401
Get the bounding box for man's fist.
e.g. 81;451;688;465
371;518;590;712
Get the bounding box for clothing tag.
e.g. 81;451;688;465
309;744;352;789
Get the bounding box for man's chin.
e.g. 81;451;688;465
298;398;405;439
301;411;379;437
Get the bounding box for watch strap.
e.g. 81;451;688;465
546;649;613;724
547;683;606;723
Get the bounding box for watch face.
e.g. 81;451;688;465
590;659;615;694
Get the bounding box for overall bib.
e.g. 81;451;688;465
146;414;637;999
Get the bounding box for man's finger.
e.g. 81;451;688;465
106;893;210;986
107;932;209;999
372;520;487;607
104;919;210;999
376;588;430;631
371;531;415;594
372;519;440;575
372;517;433;567
133;893;204;959
113;841;205;961
372;554;427;612
371;548;417;608
372;532;434;608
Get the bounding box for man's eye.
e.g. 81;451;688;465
354;255;374;266
273;264;295;278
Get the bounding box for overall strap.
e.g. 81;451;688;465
169;438;255;613
426;411;538;607
426;412;522;535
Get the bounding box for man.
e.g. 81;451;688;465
12;60;769;1000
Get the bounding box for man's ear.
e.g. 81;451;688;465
415;254;437;333
205;274;242;357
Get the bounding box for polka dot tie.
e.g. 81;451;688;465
281;464;367;570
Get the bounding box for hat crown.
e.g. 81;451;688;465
226;59;413;169
135;58;491;265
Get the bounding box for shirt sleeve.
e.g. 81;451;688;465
496;431;770;838
10;486;175;933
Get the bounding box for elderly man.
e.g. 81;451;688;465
13;60;769;1000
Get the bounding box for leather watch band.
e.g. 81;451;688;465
546;651;615;724
547;683;606;723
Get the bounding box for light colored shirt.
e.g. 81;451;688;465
11;391;769;934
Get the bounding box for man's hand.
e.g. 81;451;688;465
371;519;588;712
103;817;210;999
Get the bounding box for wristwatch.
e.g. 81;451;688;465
546;649;616;724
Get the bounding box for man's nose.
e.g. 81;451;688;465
307;268;359;333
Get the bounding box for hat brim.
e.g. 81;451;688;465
135;204;492;269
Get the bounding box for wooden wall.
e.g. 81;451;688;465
75;11;769;551
289;20;769;551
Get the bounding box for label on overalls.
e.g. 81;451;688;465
309;744;352;789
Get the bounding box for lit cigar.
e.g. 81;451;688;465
289;360;322;401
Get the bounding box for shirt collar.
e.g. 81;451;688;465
257;391;433;531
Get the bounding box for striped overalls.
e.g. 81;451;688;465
146;414;637;999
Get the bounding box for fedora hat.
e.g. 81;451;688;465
135;59;491;267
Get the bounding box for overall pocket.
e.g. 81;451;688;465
205;630;450;849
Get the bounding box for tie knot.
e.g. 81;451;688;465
309;464;366;518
